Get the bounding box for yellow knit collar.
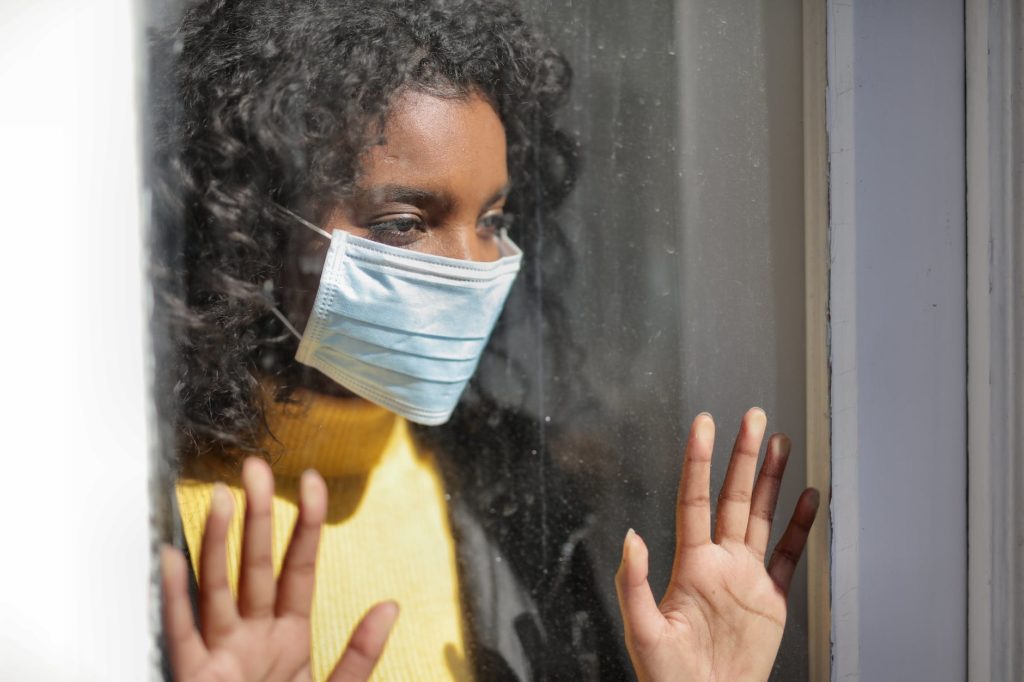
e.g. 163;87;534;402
262;389;407;478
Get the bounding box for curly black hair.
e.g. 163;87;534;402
148;0;579;464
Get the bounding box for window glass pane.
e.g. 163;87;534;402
513;2;811;678
146;1;813;679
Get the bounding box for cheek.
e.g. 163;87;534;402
477;237;502;263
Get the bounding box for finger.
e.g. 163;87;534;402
328;601;400;682
615;529;665;652
160;544;208;679
675;412;715;549
714;407;768;544
238;458;276;619
199;483;239;641
275;469;327;619
767;488;820;594
745;433;792;558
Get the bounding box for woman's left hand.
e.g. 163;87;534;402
616;408;819;682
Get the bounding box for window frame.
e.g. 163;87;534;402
826;1;971;680
966;0;1024;678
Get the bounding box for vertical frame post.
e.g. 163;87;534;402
967;0;1023;678
802;1;831;680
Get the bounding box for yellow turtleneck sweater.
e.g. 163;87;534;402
176;392;473;681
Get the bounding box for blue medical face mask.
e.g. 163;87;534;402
273;209;523;425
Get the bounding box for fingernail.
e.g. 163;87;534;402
299;469;321;515
212;483;232;517
382;600;400;621
243;458;270;497
808;488;821;507
772;433;792;453
625;527;641;547
159;544;179;576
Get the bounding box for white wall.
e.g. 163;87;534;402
0;0;152;679
829;0;967;679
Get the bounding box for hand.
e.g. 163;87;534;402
616;408;819;682
161;458;399;681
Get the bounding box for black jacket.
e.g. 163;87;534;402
423;403;630;681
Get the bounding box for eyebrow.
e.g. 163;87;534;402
354;182;511;212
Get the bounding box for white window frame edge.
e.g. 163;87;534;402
824;1;857;679
966;0;1023;679
803;1;831;681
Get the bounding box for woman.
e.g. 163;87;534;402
152;1;819;680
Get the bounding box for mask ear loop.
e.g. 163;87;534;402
280;206;332;239
267;206;334;341
269;306;303;341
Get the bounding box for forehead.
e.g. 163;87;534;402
358;89;508;192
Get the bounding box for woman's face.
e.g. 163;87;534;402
281;88;510;392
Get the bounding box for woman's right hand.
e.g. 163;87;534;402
161;458;398;681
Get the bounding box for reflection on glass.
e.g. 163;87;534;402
518;1;811;678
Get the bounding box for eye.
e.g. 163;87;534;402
366;215;425;246
479;212;514;236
